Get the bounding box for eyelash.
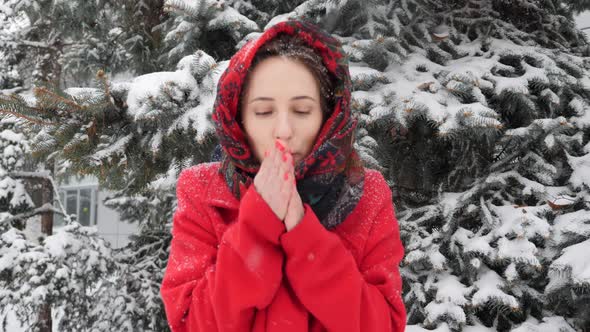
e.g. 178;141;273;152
255;110;310;116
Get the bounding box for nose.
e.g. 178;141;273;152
274;111;293;143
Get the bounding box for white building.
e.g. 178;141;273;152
53;174;139;249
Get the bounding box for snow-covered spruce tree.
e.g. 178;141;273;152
0;115;34;231
0;0;130;87
79;53;221;331
5;50;221;197
158;0;259;67
113;0;169;75
156;0;382;73
334;1;590;331
213;0;588;330
0;115;118;331
4;0;590;330
565;0;590;13
0;221;118;331
0;59;22;91
1;50;221;330
0;6;24;91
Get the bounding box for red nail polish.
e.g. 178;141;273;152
282;153;288;162
284;171;289;180
275;140;285;152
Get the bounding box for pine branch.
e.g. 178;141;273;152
164;0;207;19
0;39;87;50
7;171;73;224
95;69;112;103
0;203;64;225
34;87;83;112
0;108;56;125
0;39;57;51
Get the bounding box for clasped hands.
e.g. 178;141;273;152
253;139;304;232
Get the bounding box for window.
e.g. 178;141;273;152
54;186;98;227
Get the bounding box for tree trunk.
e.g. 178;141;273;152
37;160;54;332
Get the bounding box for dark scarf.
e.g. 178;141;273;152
211;19;365;229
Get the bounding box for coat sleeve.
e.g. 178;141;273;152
160;168;286;332
279;174;406;332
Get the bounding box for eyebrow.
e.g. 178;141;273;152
248;96;316;104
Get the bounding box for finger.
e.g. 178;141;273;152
275;139;287;154
280;154;294;200
279;150;288;174
280;183;292;210
287;152;295;177
261;149;269;165
280;169;293;202
260;146;272;170
279;150;292;181
270;142;282;182
285;153;295;182
262;147;275;186
274;149;292;196
266;145;279;180
275;139;290;170
286;173;295;202
258;149;269;175
268;146;286;216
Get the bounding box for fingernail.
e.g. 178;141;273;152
284;171;289;180
282;153;288;162
275;140;285;152
264;150;269;158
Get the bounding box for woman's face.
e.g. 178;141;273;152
241;56;324;164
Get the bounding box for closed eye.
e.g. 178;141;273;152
254;110;310;116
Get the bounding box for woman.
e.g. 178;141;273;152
160;19;406;332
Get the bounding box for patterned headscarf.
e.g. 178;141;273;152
211;19;365;229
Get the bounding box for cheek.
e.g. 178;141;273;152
300;115;323;145
243;118;270;155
